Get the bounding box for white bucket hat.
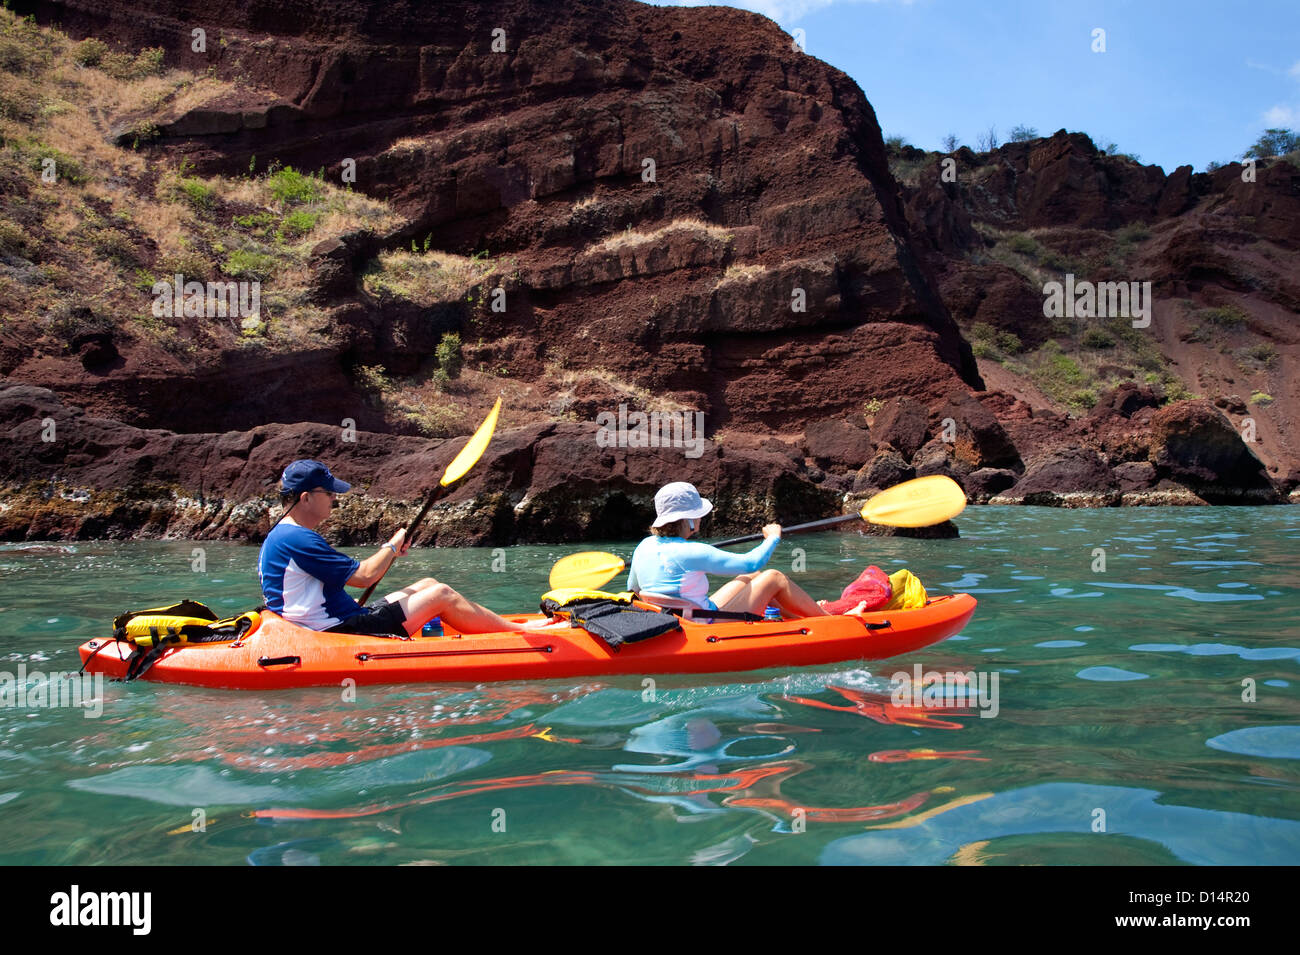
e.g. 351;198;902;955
652;482;713;527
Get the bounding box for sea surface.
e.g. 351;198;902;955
0;507;1297;866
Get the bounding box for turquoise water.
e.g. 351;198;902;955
0;507;1297;865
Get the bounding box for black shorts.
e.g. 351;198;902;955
325;598;408;638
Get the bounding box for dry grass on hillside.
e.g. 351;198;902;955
0;9;407;353
593;218;732;253
361;249;494;306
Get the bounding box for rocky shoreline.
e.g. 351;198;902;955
1;382;1289;546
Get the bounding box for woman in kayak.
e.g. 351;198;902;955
259;459;550;636
626;482;866;617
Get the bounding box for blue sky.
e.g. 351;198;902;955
646;0;1300;172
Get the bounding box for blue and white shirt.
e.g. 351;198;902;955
258;524;361;629
626;535;779;610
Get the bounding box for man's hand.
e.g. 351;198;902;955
387;528;410;557
761;523;782;540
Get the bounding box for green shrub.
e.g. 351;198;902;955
1202;305;1247;328
98;46;165;80
995;331;1022;354
971;322;997;342
24;144;87;183
159;249;212;281
0;220;33;258
277;209;318;239
268;166;321;205
177;177;213;211
1069;388;1097;411
233;211;275;232
1244;343;1278;365
1244;129;1300;160
1116;222;1151;243
222;248;277;279
971;340;993;359
1081;327;1115;349
1008;125;1038;143
71;37;108;67
1250;391;1274;406
1048;352;1085;383
86;227;137;264
1006;233;1041;257
863;397;884;416
1039;248;1081;273
355;364;390;393
436;331;463;379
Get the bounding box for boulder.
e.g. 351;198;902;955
965;467;1017;500
913;438;972;484
1088;382;1162;420
1006;447;1118;505
1148;399;1276;497
870;396;929;459
804;418;874;471
852;450;914;494
1113;460;1156;492
935;391;1021;470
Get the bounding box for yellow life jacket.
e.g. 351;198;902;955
539;588;635;616
112;600;261;647
883;569;928;610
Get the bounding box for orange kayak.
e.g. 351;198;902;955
77;594;977;690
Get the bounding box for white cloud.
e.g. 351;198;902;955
1262;104;1300;126
1289;60;1300;79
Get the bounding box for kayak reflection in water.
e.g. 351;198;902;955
258;459;546;637
626;482;867;619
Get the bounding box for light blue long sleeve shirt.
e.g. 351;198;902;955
626;535;780;609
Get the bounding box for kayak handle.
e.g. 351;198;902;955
864;620;892;631
707;628;810;643
257;655;302;667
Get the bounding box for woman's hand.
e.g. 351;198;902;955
761;523;782;540
387;528;410;557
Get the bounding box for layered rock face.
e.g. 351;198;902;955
1;1;1292;544
13;0;979;435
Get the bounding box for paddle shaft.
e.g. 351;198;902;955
711;513;860;548
358;482;448;605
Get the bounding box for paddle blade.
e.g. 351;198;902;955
861;475;967;527
440;397;502;486
549;552;625;591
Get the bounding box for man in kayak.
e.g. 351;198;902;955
626;482;867;618
259;460;542;636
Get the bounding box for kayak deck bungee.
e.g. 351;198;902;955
77;594;977;690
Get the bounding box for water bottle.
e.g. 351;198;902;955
421;616;443;636
763;605;782;621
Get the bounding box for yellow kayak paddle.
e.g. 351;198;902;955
360;397;502;604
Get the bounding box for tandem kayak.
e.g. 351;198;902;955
77;593;977;690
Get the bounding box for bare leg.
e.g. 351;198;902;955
384;578;534;636
714;569;829;618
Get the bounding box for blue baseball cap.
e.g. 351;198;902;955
280;460;351;496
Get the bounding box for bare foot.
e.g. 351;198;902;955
522;616;569;630
845;600;868;615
